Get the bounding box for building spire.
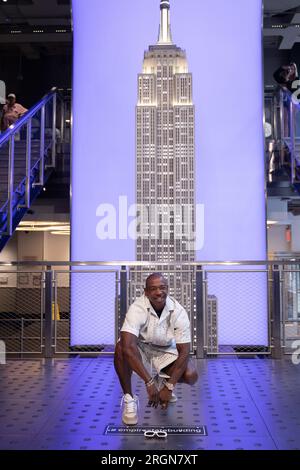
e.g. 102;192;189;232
158;0;172;45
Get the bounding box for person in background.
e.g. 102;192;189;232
273;63;299;137
273;63;299;93
1;93;28;132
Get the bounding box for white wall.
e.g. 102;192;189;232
44;232;70;261
18;232;44;261
0;231;70;264
0;235;18;287
0;235;18;263
267;198;300;255
267;225;291;253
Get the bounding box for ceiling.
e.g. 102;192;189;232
0;0;300;58
0;0;71;57
264;0;300;50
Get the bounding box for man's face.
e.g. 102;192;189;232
281;65;296;83
8;97;16;106
144;276;168;310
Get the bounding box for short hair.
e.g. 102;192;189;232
273;67;288;85
145;272;168;289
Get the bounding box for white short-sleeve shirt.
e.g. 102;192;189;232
121;294;191;350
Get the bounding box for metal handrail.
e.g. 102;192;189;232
0;87;67;237
0;87;57;145
0;261;299;357
0;260;299;267
265;86;300;186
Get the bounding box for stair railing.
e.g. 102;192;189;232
0;87;65;236
265;86;300;186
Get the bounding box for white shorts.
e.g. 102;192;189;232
137;341;178;378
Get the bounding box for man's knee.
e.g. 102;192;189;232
183;368;198;385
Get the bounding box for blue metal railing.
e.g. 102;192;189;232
0;87;65;239
265;86;300;186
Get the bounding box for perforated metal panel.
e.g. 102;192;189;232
0;357;299;450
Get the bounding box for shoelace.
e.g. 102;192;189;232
120;395;139;413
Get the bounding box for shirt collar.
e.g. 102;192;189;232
144;294;174;318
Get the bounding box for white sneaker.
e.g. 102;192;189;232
121;393;139;425
169;392;177;403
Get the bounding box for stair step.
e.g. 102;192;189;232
0;155;41;163
0;162;40;169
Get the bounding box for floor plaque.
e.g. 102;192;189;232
104;425;207;436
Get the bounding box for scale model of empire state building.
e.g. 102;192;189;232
131;0;196;309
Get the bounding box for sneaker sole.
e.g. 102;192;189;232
122;416;138;425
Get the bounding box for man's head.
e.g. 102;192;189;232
273;67;289;85
274;64;298;86
144;273;168;310
7;93;16;106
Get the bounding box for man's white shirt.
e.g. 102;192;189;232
121;295;191;350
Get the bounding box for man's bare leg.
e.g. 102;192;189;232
114;341;134;396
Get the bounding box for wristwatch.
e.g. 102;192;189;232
163;380;174;392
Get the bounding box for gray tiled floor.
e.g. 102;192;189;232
0;357;299;450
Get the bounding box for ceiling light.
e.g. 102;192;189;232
50;231;70;235
19;221;67;226
16;222;70;232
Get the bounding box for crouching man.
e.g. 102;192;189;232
114;272;198;425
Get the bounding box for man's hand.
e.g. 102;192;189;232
147;382;159;408
159;386;172;410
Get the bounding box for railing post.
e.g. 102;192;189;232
39;105;45;185
120;266;128;329
271;265;282;359
25;119;31;208
60;98;65;143
20;317;24;359
195;265;205;359
273;94;278;142
279;89;285;165
44;266;54;358
289;98;296;184
51;93;57;168
7;135;15;236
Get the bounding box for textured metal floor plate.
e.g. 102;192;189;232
0;357;299;450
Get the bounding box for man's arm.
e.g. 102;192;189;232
16;104;28;117
121;331;159;406
167;342;190;386
158;343;190;409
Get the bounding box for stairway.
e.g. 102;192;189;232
284;137;300;191
0;88;66;251
0;139;41;207
0;138;53;250
267;137;300;198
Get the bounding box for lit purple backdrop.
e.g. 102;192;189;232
71;0;267;346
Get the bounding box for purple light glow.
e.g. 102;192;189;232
71;0;267;346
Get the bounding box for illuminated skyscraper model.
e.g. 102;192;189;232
131;0;196;312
